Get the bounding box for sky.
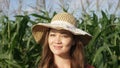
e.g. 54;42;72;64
9;0;36;14
4;0;120;19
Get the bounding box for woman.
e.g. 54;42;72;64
32;12;94;68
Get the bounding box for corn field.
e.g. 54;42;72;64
0;10;120;68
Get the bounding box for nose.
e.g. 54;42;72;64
54;35;62;44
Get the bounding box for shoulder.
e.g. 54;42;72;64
85;64;95;68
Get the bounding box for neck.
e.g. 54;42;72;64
54;55;71;68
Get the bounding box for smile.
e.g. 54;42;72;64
54;46;63;50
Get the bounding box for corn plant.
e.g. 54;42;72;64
0;10;120;68
80;11;120;68
0;15;42;68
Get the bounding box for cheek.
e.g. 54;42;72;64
48;38;53;50
62;41;73;53
62;39;73;47
48;37;54;50
48;37;53;44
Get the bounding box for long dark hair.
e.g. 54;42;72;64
38;32;85;68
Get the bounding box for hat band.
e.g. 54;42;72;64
51;21;76;30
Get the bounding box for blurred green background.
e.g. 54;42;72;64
0;0;120;68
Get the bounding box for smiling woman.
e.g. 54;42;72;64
48;29;73;56
32;12;93;68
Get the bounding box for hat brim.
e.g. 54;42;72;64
32;23;92;46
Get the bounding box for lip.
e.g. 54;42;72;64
54;45;63;50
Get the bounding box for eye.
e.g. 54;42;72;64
49;33;56;37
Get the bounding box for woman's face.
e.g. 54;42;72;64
48;29;74;57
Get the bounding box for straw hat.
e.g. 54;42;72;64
32;12;92;45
